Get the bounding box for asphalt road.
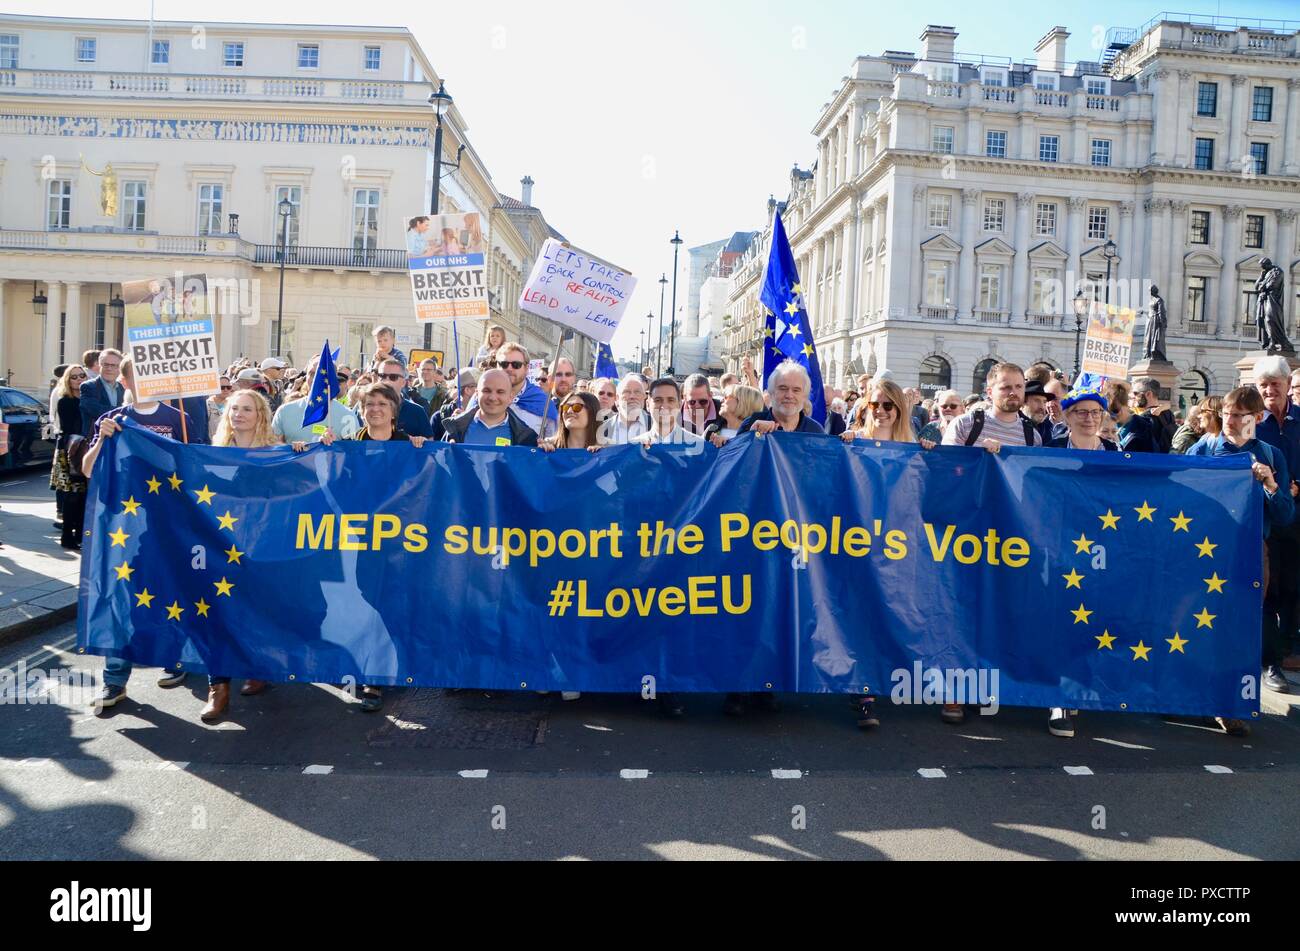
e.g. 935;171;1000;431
2;617;1298;861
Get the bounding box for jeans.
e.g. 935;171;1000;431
103;656;132;688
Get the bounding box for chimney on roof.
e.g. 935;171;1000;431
521;176;535;207
1035;26;1070;73
920;25;957;63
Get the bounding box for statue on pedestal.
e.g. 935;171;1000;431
1257;259;1294;354
1144;286;1168;362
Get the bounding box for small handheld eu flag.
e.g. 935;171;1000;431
760;211;826;425
594;342;618;380
303;340;339;427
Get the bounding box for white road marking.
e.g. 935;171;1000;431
302;764;334;775
1064;766;1094;776
157;761;189;772
458;770;489;779
619;769;650;780
1204;765;1234;774
770;769;803;780
917;768;947;779
1094;737;1156;750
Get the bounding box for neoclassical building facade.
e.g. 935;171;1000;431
722;17;1300;411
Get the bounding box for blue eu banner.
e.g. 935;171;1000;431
80;423;1263;719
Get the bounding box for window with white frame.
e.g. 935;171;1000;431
1087;205;1109;240
978;264;1002;310
151;40;169;65
1085;77;1109;96
76;37;96;63
1249;142;1269;175
1252;86;1274;122
924;261;949;307
0;34;19;69
197;183;224;235
933;64;957;83
1034;72;1058;90
274;186;302;247
983;198;1005;232
223;41;245;67
1245;214;1264;249
1039;135;1060;163
927;193;952;229
297;44;319;69
352;189;380;250
47;179;71;230
1035;201;1058;236
364;46;381;71
1090;138;1112;167
1190;210;1210;245
980;68;1007;87
122;181;147;232
1186;276;1207;323
931;125;954;154
985;130;1007;158
1030;267;1058;313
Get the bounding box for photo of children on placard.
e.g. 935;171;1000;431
405;212;486;260
122;273;209;330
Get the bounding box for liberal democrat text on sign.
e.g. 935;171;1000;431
406;212;490;322
122;273;220;402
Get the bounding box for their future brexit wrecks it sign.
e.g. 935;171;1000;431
519;239;636;345
121;273;220;402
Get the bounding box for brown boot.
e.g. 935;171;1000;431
200;683;231;723
240;679;268;697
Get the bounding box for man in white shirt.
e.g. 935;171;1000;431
632;377;706;448
598;374;652;445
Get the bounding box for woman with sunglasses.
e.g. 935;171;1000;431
917;389;964;450
542;391;602;453
1172;396;1222;454
51;365;88;550
206;375;232;439
706;384;765;447
841;380;916;446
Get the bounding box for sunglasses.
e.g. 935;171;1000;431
220;385;233;391
686;398;712;407
869;401;896;412
561;403;586;416
69;373;87;380
381;373;405;382
941;402;961;410
496;361;526;371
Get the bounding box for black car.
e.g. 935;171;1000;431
0;386;55;470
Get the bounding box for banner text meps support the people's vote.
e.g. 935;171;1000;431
78;425;1263;718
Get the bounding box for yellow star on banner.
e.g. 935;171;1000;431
784;301;799;317
109;527;130;548
1167;633;1189;654
121;497;142;517
1073;533;1094;555
1072;604;1093;625
113;563;134;582
1170;512;1193;533
217;511;238;532
802;344;815;358
1196;538;1217;559
792;283;804;295
145;475;161;495
1063;569;1085;590
225;545;244;565
134;589;155;609
194;485;216;506
166;601;184;621
167;473;183;491
1130;641;1153;662
195;598;211;618
764;327;775;339
1096;630;1117;650
1194;608;1216;630
1205;574;1226;595
1098;511;1121;531
214;577;235;597
1135;501;1157;523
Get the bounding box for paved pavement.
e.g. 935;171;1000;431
0;468;79;639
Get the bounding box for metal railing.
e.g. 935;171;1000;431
921;306;954;320
975;309;1006;325
252;244;406;270
0;68;431;103
1025;313;1059;328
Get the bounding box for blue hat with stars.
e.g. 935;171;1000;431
1061;387;1108;412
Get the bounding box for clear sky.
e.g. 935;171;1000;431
16;0;1300;360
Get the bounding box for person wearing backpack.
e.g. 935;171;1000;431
941;362;1043;452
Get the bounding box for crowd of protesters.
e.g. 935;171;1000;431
48;322;1299;737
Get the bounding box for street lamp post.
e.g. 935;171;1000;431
656;275;667;378
645;312;654;373
275;196;291;358
428;80;466;353
639;329;645;367
1102;239;1118;309
669;230;683;377
1072;291;1088;381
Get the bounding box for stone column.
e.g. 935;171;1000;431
1167;200;1188;329
1011;193;1033;322
1145;199;1168;311
1219;204;1245;337
63;281;83;364
1066;197;1086;285
1131;197;1147;296
1227;74;1248;172
1173;71;1194;166
1149;70;1171;164
909;185;926;316
43;282;62;374
868;205;882;320
874;196;890;317
1118;202;1135;304
809;238;824;333
957;189;980;319
1284;78;1300;176
965;95;981;156
840;208;861;333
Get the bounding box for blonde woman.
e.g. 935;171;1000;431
841;379;916;444
51;364;89;550
706;384;764;446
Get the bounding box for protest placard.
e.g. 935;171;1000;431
122;273;220;402
518;239;636;345
406;212;490;322
1080;304;1137;381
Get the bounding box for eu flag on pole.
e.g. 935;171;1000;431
594;342;618;380
303;340;339;427
760;211;826;425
